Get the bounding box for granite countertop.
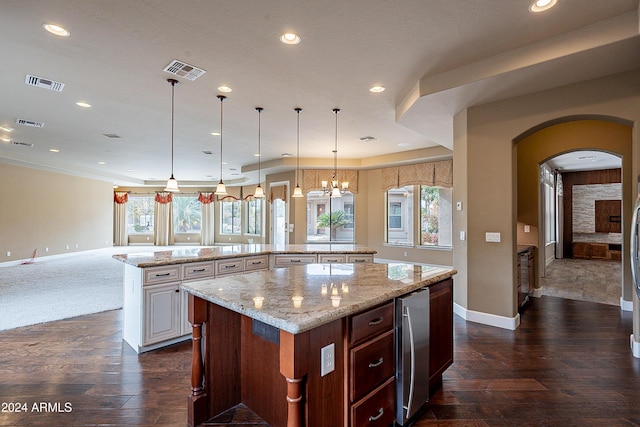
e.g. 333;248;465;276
112;244;377;268
181;262;456;334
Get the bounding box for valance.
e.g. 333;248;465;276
155;192;173;204
380;159;452;191
198;192;215;204
269;185;287;202
113;192;128;204
302;169;359;194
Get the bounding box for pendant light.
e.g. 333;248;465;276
321;108;348;198
164;79;180;192
292;107;304;198
214;95;227;196
254;107;265;198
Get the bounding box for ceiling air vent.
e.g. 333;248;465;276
359;136;378;142
25;74;65;92
16;118;45;128
12;141;34;147
163;60;206;81
103;133;122;139
202;150;213;155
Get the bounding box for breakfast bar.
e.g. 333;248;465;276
181;262;456;427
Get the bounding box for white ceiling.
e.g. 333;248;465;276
546;150;622;172
0;0;638;187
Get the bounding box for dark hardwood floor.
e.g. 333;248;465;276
1;296;639;426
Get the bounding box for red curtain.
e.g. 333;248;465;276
198;192;215;204
113;192;128;204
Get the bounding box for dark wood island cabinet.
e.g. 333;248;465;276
182;263;456;427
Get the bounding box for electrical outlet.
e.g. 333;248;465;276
45;247;49;252
75;243;79;248
66;245;69;250
6;251;10;257
320;343;335;376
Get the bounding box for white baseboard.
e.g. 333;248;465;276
454;302;520;330
530;288;542;298
620;297;633;312
630;334;640;358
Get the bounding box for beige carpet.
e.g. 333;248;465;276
0;246;178;331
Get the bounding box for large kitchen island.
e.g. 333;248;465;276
181;262;456;427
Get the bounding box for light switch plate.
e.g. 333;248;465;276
485;232;501;243
456;201;463;211
459;231;466;241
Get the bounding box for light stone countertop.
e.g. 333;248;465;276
112;244;377;268
181;262;456;334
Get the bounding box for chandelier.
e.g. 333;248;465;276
214;95;227;196
164;79;180;192
321;108;348;198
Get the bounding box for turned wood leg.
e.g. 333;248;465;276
285;377;304;427
188;295;208;427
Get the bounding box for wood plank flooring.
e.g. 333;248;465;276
1;296;639;426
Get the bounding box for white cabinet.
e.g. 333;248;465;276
318;254;347;263
346;254;374;263
143;283;181;345
271;254;318;267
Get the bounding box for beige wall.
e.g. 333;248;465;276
0;163;113;261
454;69;640;322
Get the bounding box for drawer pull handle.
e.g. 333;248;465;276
251;261;262;265
326;259;338;262
175;289;180;293
368;317;383;326
193;268;206;272
354;259;366;262
368;357;384;368
155;272;171;277
368;408;384;422
290;259;301;263
224;264;237;268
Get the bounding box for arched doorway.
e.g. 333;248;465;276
515;117;632;308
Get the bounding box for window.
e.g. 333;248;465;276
220;200;242;234
386;186;414;245
172;196;202;233
306;190;354;242
246;199;263;235
126;196;154;234
420;186;452;247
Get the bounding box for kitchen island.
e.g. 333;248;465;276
113;244;377;353
182;262;456;427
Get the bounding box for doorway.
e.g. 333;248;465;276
270;182;289;246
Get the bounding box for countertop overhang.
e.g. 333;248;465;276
112;244;377;268
181;262;456;334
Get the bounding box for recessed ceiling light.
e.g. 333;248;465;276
218;85;232;93
43;23;70;37
1;137;12;143
280;33;301;45
211;131;221;136
254;153;260;157
529;0;557;12
98;161;106;165
398;142;412;147
281;153;293;157
49;148;59;153
578;156;596;161
0;126;14;132
76;101;92;108
369;85;385;93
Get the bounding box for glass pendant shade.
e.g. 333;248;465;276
215;181;227;196
254;184;265;198
331;186;342;198
164;79;180;192
292;185;303;198
164;175;179;192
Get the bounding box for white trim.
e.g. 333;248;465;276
630;334;640;359
374;258;452;269
454;302;520;330
530;288;543;298
620;297;633;312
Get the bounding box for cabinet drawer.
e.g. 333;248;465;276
346;254;374;263
273;254;317;266
349;301;394;344
215;258;244;276
182;261;214;281
143;265;181;285
244;255;269;272
350;329;395;402
318;254;346;263
351;377;395;427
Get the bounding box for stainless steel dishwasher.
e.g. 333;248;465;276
395;288;430;425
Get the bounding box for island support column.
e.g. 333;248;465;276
279;330;310;427
188;294;208;427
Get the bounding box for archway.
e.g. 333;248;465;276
515;117;632;308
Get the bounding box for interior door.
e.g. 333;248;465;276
270;182;289;245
